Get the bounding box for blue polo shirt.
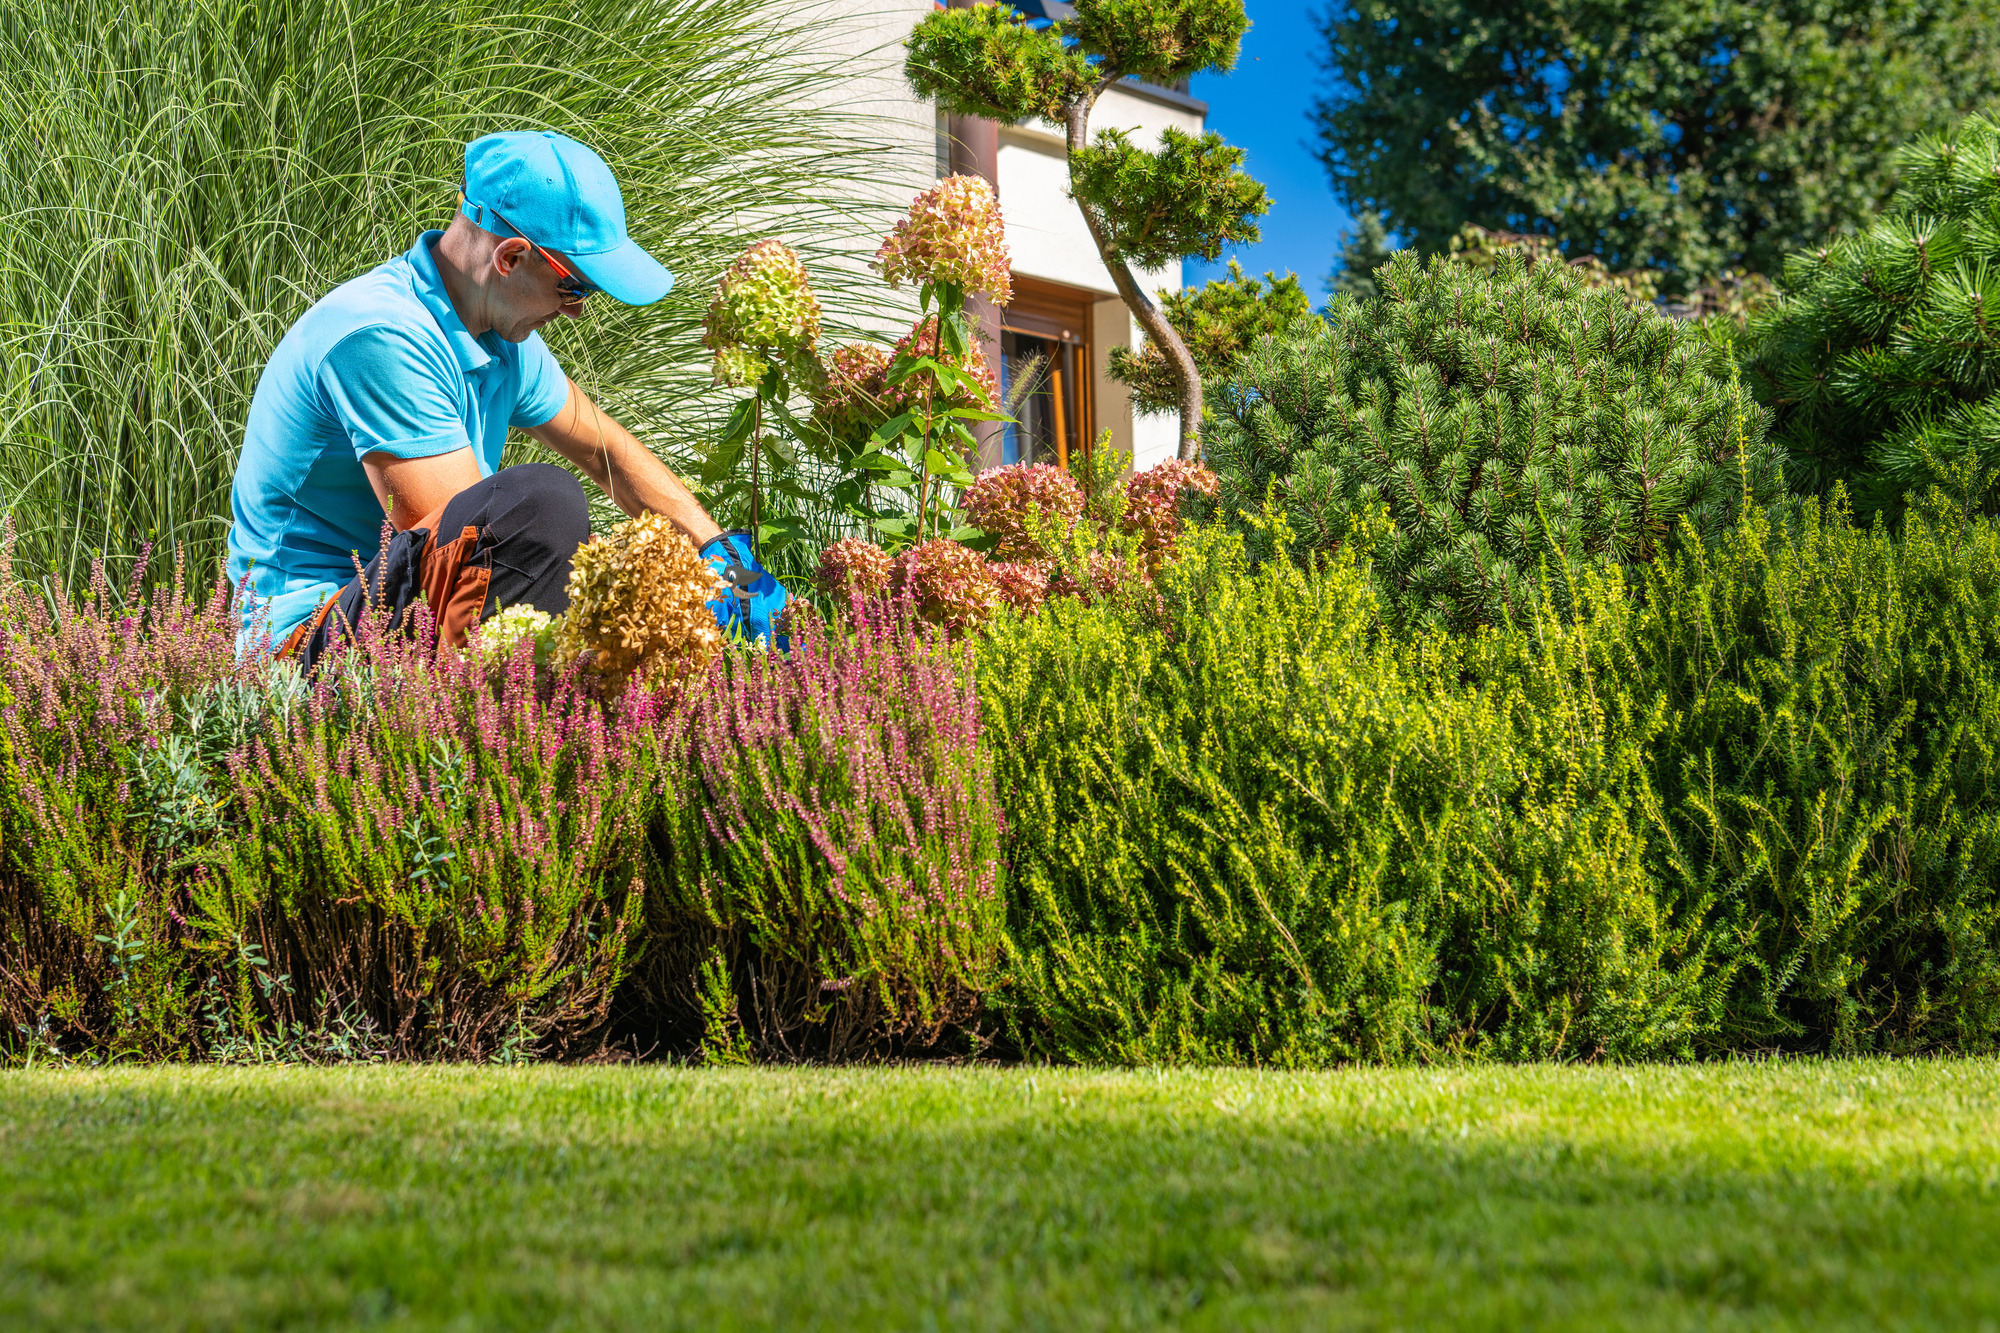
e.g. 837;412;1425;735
227;230;570;648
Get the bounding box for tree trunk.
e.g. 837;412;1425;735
1064;88;1204;462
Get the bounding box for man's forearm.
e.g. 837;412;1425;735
528;382;722;546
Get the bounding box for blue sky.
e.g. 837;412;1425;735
1184;4;1350;300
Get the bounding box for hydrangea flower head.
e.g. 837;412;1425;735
893;539;999;637
960;463;1085;560
874;175;1013;305
467;604;559;676
987;560;1052;617
816;538;895;603
1120;459;1221;563
559;513;726;692
703;240;823;387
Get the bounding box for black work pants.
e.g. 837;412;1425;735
295;463;590;668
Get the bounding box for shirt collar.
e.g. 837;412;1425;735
403;230;496;375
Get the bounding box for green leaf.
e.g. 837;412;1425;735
949;524;992;549
870;411;917;442
945;407;1011;422
922;449;962;473
887;357;941;387
940;313;970;358
757;517;810;548
719;397;758;447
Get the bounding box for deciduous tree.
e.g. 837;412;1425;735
1315;0;2000;293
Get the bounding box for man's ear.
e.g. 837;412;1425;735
493;237;532;278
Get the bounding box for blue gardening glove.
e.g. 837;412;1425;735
701;530;789;650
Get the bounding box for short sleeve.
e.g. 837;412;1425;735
317;325;474;461
509;331;570;429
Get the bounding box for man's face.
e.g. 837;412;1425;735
489;238;584;343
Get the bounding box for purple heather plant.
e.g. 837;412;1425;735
0;520;1010;1063
648;599;1005;1058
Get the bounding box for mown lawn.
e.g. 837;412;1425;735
1;1061;1996;1331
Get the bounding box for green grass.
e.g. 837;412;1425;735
2;1062;1997;1331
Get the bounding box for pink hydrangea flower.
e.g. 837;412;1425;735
703;240;823;387
987;560;1052;617
1120;459;1221;560
960;463;1085;560
874;175;1013;305
893;539;999;637
816;538;894;602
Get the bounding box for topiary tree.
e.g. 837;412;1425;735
904;0;1269;460
1204;249;1781;630
1105;259;1313;415
1747;111;2000;515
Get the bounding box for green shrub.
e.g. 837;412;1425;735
1747;110;2000;514
977;518;1720;1065
1106;260;1314;416
980;494;2000;1063
1202;250;1782;630
1638;492;2000;1051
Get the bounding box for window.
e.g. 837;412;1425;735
999;276;1097;472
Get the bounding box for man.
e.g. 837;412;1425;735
228;129;784;662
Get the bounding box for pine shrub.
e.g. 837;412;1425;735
1747;111;2000;513
1204;250;1782;629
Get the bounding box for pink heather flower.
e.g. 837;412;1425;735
886;315;999;415
816;538;894;602
1120;459;1221;561
893;539;1000;637
703;240;823;387
874;175;1013;305
810;343;894;443
987;560;1051;617
960;463;1084;560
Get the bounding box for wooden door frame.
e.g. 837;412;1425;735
1001;274;1098;473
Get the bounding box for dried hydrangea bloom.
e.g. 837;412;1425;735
703;239;823;388
559;512;725;692
809;343;894;443
1121;459;1221;562
874;174;1013;305
987;560;1052;617
893;538;1000;637
960;463;1085;560
885;315;999;415
816;537;894;602
467;603;559;674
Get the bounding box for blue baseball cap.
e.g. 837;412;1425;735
459;130;673;305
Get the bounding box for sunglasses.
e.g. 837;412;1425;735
476;199;598;305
